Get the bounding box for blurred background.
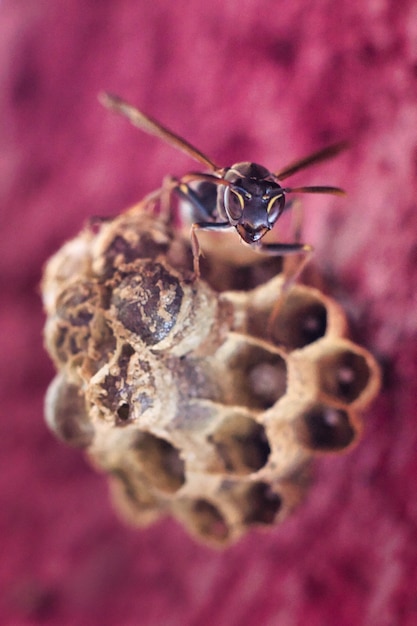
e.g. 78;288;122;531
1;1;417;624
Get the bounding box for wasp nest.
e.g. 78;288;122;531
42;205;380;545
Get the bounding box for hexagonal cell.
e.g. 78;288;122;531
41;230;95;315
221;340;287;409
92;214;172;278
268;288;328;350
247;358;287;409
222;480;282;526
208;414;270;475
242;482;282;525
108;467;163;528
44;373;94;448
44;281;98;367
88;344;160;426
178;498;230;544
110;467;159;514
83;314;117;376
131;432;186;494
91;342;135;423
111;261;185;347
317;347;372;404
297;404;356;452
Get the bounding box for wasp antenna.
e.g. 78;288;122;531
275;141;349;180
180;172;241;190
99;92;219;171
284;185;346;196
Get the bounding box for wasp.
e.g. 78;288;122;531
100;93;345;276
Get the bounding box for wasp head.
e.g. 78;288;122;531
219;163;286;244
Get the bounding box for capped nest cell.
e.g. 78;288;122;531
42;205;381;545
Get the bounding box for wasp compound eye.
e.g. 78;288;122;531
266;193;285;223
224;187;245;222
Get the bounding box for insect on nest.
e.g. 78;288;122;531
41;95;380;546
99;93;346;277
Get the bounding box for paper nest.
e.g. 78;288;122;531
42;206;380;545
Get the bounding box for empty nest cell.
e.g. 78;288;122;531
208;414;270;475
178;498;231;544
268;289;328;349
132;432;186;494
297;404;357;452
316;347;372;404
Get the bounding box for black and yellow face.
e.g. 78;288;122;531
219;162;286;244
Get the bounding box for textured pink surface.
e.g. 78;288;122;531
1;1;417;625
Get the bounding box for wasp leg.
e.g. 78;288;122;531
137;175;209;225
251;241;311;257
258;242;314;344
191;221;233;277
157;175;179;222
150;174;219;228
251;240;314;288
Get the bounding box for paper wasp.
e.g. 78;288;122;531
100;93;345;276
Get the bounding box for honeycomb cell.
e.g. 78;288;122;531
41;230;95;316
179;498;230;544
88;345;159;425
247;360;287;409
95;224;170;277
242;482;282;525
317;347;371;404
92;343;135;421
132;432;186;494
44;373;94;448
208;414;270;475
109;467;162;527
84;315;117;375
110;467;158;512
221;340;287;409
298;404;356;452
268;289;328;350
44;281;100;366
223;480;282;526
111;261;184;346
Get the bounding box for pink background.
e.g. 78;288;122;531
1;1;417;624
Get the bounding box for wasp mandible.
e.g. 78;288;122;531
100;93;346;276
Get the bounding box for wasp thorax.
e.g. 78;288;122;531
42;205;380;546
